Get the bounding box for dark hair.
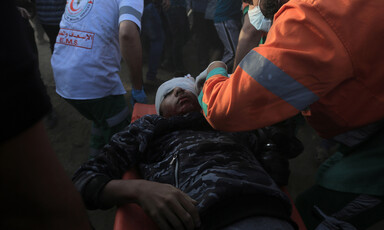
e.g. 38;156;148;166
242;0;254;4
259;0;286;19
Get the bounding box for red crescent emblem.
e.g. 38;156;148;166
70;0;80;12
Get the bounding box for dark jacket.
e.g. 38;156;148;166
73;112;297;230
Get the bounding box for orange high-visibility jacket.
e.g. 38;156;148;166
199;0;384;138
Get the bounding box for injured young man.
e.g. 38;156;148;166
72;75;302;230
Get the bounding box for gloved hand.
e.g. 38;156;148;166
195;61;227;94
131;87;148;106
195;68;208;95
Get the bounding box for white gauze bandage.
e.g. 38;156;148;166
155;75;198;115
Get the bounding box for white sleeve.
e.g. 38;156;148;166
118;0;143;29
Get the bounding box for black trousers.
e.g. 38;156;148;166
41;24;60;53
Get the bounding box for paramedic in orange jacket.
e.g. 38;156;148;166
198;0;384;229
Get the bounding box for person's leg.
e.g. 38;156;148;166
160;12;174;73
164;6;190;76
31;16;48;44
66;95;131;158
214;18;241;71
296;185;384;230
142;3;165;80
221;216;295;230
24;18;58;128
41;24;60;53
214;21;231;65
34;23;59;128
193;11;211;72
207;19;223;62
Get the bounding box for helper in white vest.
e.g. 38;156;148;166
51;0;147;158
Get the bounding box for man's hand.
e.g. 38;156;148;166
101;179;201;230
195;68;208;95
195;61;227;94
17;7;31;19
137;180;201;230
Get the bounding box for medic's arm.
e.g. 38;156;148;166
233;10;263;71
199;1;351;131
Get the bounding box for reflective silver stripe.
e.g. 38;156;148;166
239;50;319;110
333;194;382;220
313;195;381;229
119;6;142;21
174;155;179;188
106;106;130;127
313;206;356;230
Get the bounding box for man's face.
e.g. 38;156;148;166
159;87;201;118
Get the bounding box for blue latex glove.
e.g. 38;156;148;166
131;87;148;106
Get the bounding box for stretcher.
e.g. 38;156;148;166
113;103;307;230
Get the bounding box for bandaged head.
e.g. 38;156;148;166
155;75;198;115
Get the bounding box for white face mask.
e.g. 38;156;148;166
248;5;272;32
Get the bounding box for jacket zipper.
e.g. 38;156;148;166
170;154;179;188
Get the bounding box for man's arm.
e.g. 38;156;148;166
232;12;262;71
199;1;350;132
0;121;91;230
73;115;201;230
119;20;143;91
119;20;147;103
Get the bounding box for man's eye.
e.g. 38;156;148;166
164;89;174;98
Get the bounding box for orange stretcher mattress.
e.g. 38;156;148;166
113;103;307;230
